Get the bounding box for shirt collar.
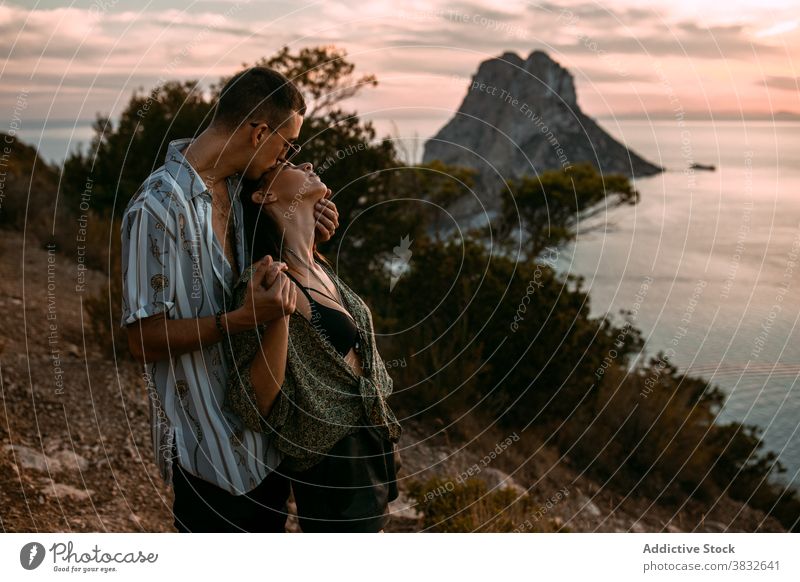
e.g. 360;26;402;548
164;138;243;201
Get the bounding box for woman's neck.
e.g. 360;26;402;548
275;202;317;268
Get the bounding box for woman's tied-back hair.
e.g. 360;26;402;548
213;67;307;129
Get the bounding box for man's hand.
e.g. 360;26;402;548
127;256;298;364
232;256;297;329
313;190;339;243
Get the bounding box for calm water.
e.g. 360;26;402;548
14;119;96;164
554;119;800;491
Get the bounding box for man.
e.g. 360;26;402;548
120;66;339;532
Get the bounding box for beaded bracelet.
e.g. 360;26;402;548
215;309;227;337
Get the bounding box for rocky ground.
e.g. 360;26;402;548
0;229;785;533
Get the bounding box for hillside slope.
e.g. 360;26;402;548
0;229;783;533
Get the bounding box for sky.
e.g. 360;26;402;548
1;0;799;154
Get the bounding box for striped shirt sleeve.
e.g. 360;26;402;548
120;198;178;327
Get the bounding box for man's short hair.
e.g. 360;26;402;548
213;67;306;129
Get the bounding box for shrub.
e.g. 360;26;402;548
556;352;800;531
406;477;536;532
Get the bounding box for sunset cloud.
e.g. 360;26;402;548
1;0;797;151
762;75;800;91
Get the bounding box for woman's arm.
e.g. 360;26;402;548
249;314;290;416
224;266;295;433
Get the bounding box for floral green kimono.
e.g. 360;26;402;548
223;259;402;471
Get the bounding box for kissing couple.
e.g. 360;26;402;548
121;66;402;533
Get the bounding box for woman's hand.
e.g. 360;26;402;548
313;190;339;242
228;257;296;331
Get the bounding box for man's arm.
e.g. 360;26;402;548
127;312;219;364
126;257;290;364
120;196;294;364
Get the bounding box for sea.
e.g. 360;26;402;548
555;118;800;492
19;117;800;493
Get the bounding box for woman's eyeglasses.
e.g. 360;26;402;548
250;121;301;160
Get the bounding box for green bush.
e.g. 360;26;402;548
61;81;213;217
407;477;535;532
556;353;800;531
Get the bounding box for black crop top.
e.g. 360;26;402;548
284;270;361;358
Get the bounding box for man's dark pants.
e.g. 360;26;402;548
170;445;290;533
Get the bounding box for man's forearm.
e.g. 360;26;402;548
128;308;257;363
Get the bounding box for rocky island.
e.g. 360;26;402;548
423;50;663;217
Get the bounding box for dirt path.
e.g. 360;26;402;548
0;228;174;532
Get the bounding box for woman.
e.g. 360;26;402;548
223;160;402;533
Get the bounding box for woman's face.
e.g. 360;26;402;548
253;160;327;207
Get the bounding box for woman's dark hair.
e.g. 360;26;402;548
240;177;331;270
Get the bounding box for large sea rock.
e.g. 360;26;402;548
423;50;663;218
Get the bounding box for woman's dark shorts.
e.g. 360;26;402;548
287;425;399;533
